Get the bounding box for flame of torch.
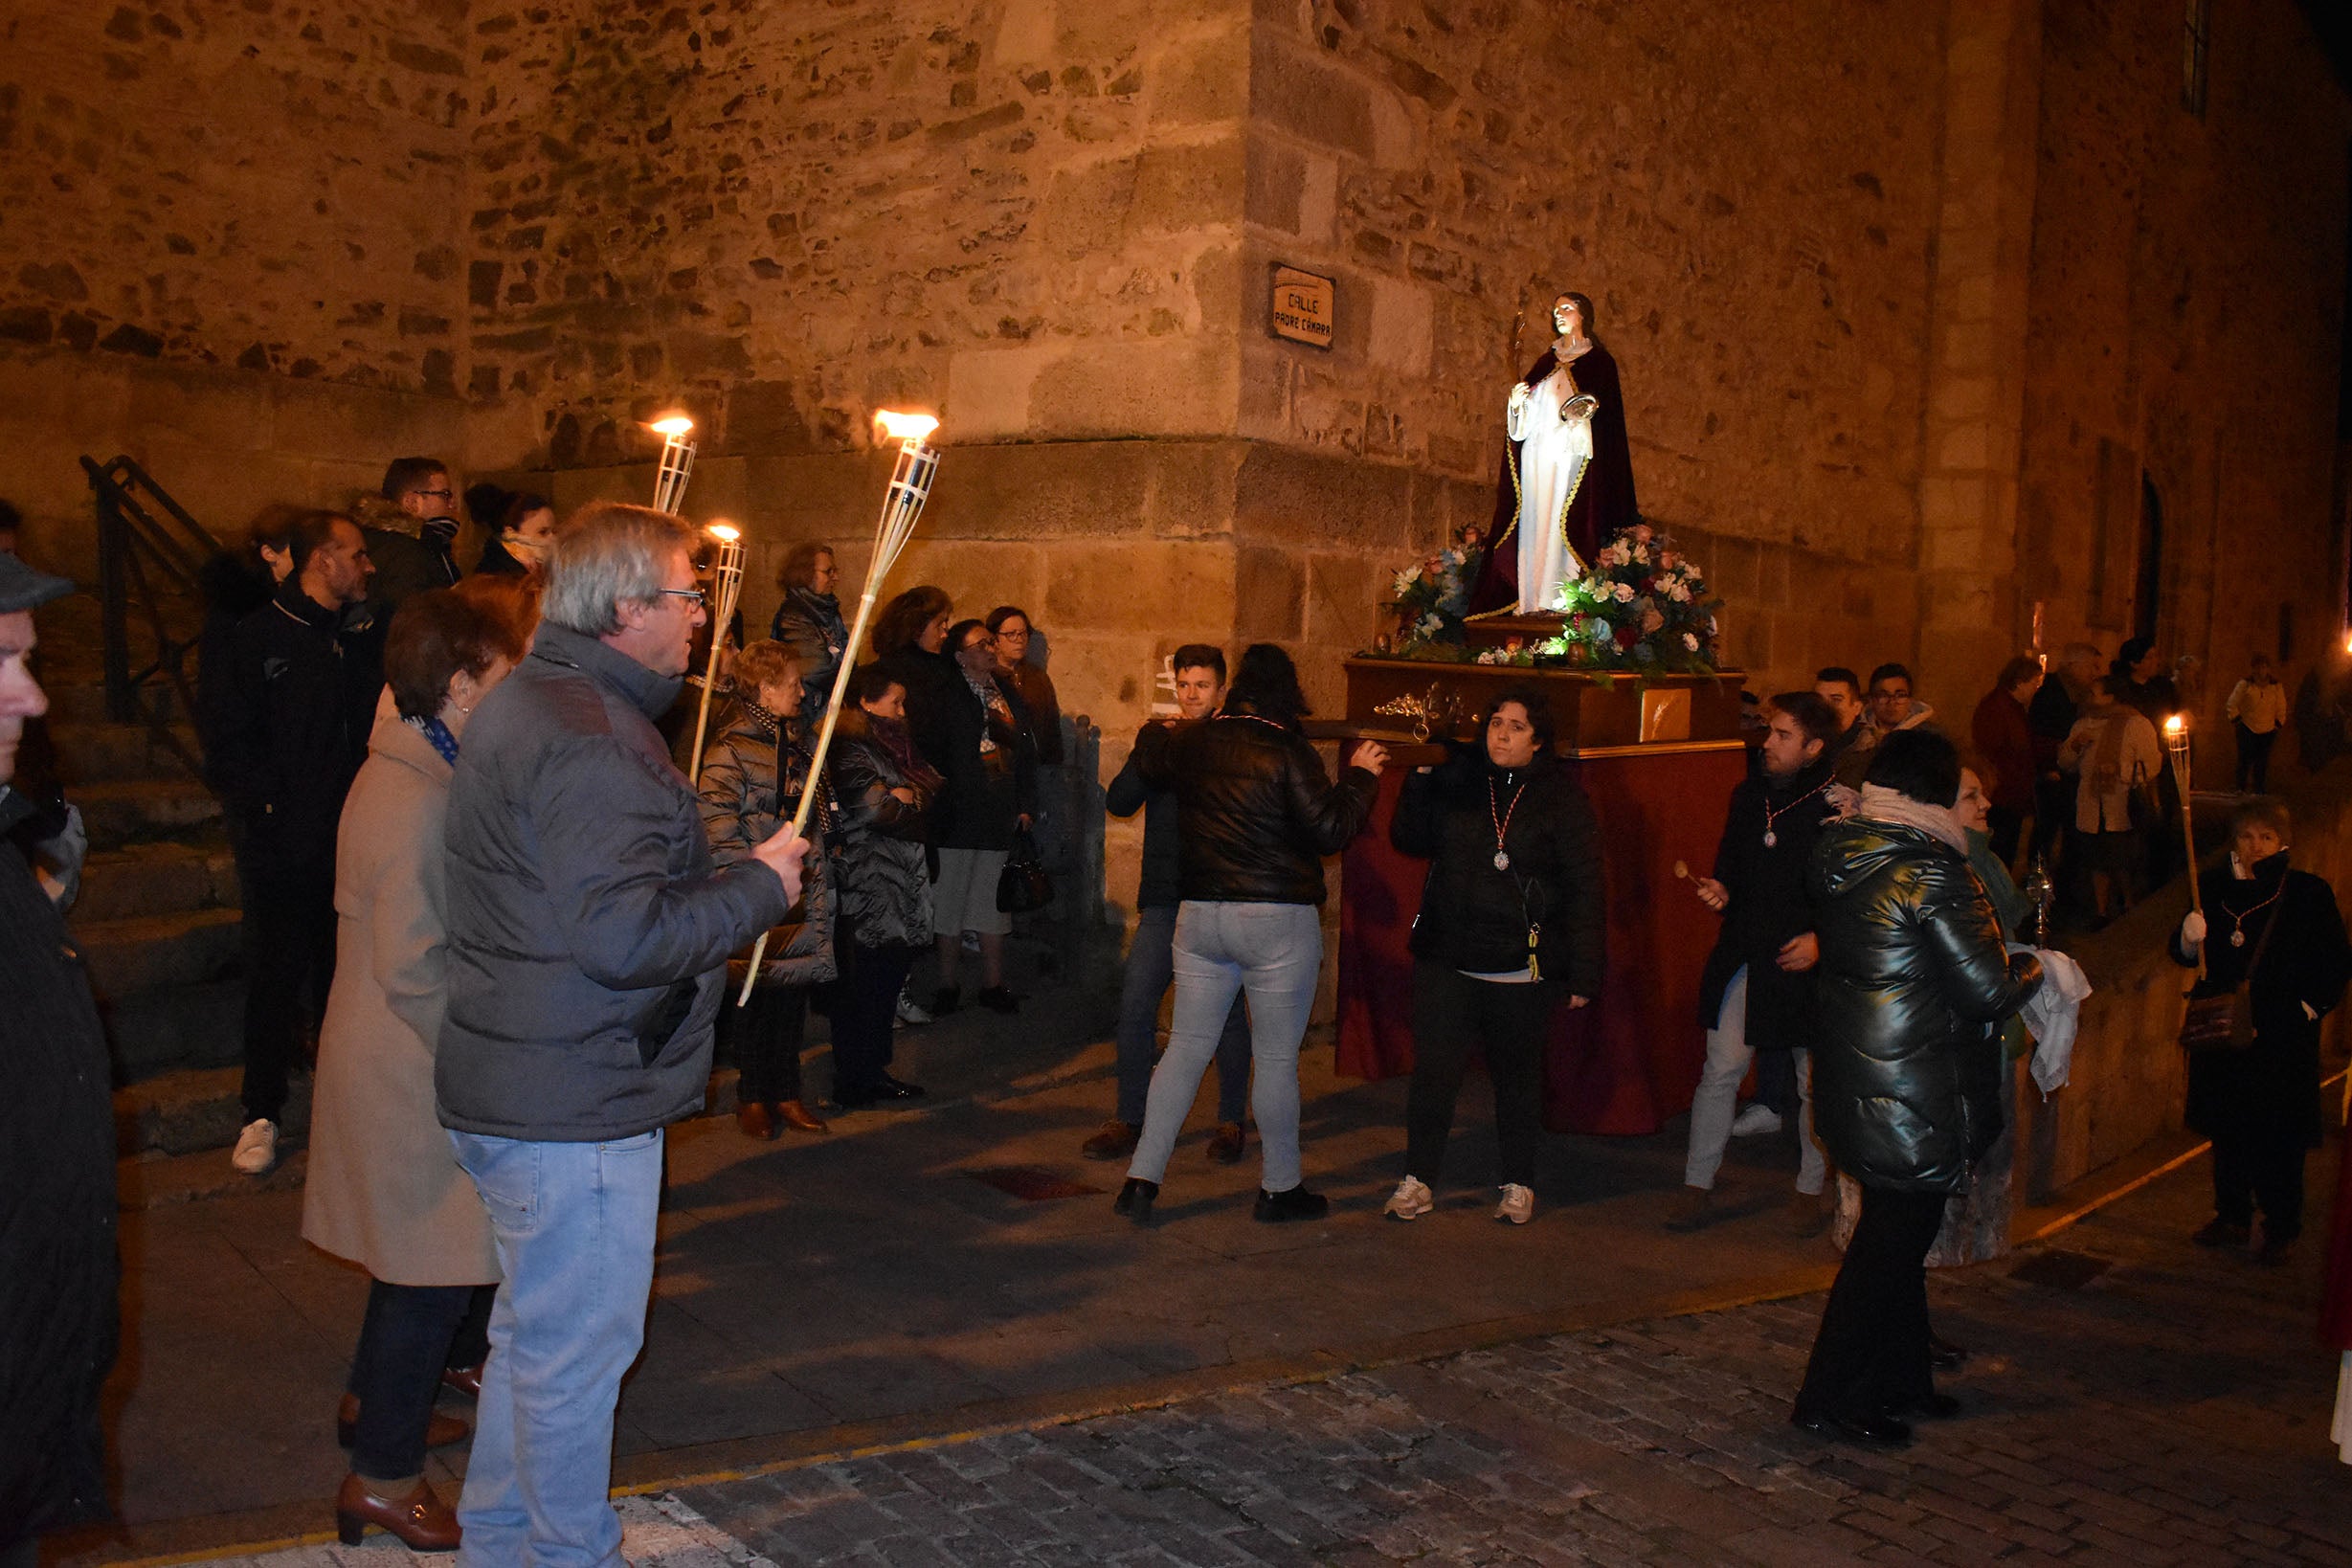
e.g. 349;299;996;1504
650;413;697;514
741;410;944;1004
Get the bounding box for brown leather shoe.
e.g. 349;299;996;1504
336;1393;470;1450
440;1362;483;1400
336;1471;459;1550
1206;1123;1246;1164
776;1099;829;1133
1082;1118;1140;1160
736;1102;778;1140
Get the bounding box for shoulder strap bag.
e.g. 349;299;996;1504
2178;895;2280;1052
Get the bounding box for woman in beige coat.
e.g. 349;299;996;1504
302;585;523;1549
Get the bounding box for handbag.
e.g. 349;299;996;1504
997;826;1054;913
2177;898;2279;1052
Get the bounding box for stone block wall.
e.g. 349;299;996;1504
2019;0;2352;737
462;0;1253;466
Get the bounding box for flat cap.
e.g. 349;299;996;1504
0;550;74;614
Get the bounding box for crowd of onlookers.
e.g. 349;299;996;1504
6;466;2352;1561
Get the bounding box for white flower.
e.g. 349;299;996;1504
1393;570;1419;596
1630;544;1649;565
1418;612;1444;637
1667;581;1691;602
1683;632;1699;651
1612;582;1635;603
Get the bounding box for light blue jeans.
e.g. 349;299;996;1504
448;1129;665;1568
1128;901;1323;1192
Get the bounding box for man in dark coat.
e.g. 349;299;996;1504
208;509;383;1175
0;552;118;1563
1669;692;1842;1233
1467;292;1640;614
1796;729;2041;1448
353;457;462;612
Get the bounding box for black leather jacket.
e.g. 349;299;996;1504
1137;707;1377;905
1807;816;2043;1192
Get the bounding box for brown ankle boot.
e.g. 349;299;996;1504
336;1471;459;1550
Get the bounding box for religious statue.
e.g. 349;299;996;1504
1467;291;1641;617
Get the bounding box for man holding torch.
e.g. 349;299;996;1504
434;502;806;1562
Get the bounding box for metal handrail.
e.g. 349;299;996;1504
80;455;222;737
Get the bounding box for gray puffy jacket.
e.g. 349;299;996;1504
437;624;793;1141
697;700;837;987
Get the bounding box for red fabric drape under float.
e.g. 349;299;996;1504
1336;745;1749;1135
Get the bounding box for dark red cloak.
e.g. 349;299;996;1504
1467;340;1641;616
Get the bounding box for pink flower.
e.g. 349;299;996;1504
1641;607;1665;634
1631;524;1654;544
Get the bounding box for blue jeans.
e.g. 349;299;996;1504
448;1130;664;1568
1115;904;1250;1125
1128;901;1322;1192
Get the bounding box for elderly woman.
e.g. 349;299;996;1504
1384;685;1602;1226
699;640;834;1138
925;618;1038;1015
302;588;523;1549
986;604;1063;766
1796;730;2042;1449
2173;797;2352;1265
828;665;941;1106
770;542;847;731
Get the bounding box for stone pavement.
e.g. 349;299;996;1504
145;1133;2346;1568
70;949;1863;1560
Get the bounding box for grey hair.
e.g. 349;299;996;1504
541;502;698;637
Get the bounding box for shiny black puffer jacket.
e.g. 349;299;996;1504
1807;817;2043;1193
1136;707;1378;905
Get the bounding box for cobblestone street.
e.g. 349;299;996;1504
192;1138;2347;1568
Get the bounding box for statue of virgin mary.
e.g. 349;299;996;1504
1467;291;1641;616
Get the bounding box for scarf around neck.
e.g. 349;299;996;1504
1857;783;1968;857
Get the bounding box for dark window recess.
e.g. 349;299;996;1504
2183;0;2210;118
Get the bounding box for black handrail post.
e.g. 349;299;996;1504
85;456;135;724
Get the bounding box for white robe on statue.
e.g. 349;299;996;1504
1507;365;1595;614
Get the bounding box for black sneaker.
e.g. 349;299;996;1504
1252;1184;1329;1222
976;985;1019;1015
1114;1177;1158;1224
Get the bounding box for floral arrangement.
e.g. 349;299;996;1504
1556;522;1722;672
1371;521;1721;674
1383;529;1484;654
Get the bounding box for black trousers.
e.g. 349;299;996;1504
239;859;337;1122
1796;1184;1946;1420
2211;1132;2305;1240
834;935;918;1097
1405;962;1553;1188
2234;724;2276;794
724;980;808;1106
346;1278;479;1482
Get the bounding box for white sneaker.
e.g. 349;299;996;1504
232;1118;279;1176
894;989;934;1026
959;930;981;955
1383;1176;1434;1221
1730;1104;1783;1137
1495;1183;1534;1225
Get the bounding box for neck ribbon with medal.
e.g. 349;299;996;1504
1490;771;1542;979
1760;773;1832;849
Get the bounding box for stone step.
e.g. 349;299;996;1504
102;976;245;1083
73;776;224;850
47;719;205;785
78;906;243;999
74;840;239;924
113;1065;309;1161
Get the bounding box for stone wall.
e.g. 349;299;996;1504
0;0;505;571
462;0;1252;464
2019;0;2351;737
